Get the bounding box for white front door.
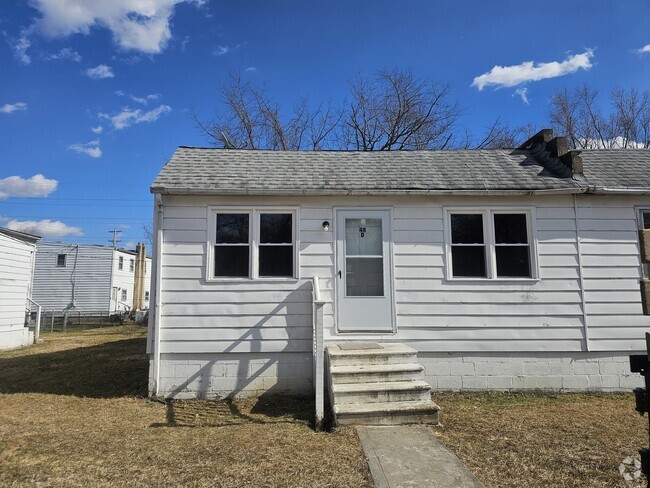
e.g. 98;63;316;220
336;210;394;332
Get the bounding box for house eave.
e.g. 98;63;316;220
150;186;587;197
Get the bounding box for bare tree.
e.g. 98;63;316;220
471;118;535;149
341;69;460;150
549;84;650;148
142;223;153;249
195;72;339;150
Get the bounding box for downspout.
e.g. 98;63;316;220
573;194;590;351
152;193;164;396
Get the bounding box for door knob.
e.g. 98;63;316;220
338;270;342;278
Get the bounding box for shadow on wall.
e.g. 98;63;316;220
0;338;149;398
165;282;314;403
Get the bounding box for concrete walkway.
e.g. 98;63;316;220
357;425;485;488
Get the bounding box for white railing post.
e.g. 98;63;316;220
312;276;326;431
26;298;42;343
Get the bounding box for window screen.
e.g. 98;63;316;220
57;254;66;267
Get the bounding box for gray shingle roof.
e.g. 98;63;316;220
580;149;650;189
151;148;589;195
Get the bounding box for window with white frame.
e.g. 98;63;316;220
210;209;296;279
56;254;66;267
121;289;127;301
638;208;650;279
129;258;134;272
448;209;535;279
118;256;123;270
145;291;150;301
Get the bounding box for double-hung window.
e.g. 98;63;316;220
210;209;296;279
447;209;536;280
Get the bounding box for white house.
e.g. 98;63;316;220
147;130;650;407
32;242;152;315
0;228;40;350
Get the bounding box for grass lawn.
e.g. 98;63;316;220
435;392;648;488
0;326;647;487
0;326;372;487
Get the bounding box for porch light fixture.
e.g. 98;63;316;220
322;221;330;231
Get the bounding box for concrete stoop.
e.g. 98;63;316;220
327;343;440;426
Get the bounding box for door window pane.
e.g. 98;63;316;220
451;214;484;244
215;246;249;277
346;257;384;296
451;246;486;277
494;214;528;244
496;247;531;277
260;214;292;243
345;218;382;256
643;211;650;229
216;214;249;243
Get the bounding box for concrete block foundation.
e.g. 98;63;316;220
152;352;313;399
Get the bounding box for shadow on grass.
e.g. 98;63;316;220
156;395;315;428
0;338;148;398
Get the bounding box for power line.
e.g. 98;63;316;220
108;228;122;248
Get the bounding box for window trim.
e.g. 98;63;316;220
118;256;123;270
56;254;66;267
444;207;539;281
636;206;650;279
121;289;127;301
129;258;135;272
206;206;300;282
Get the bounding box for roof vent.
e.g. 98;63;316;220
518;129;582;178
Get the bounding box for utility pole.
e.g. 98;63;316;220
109;228;122;248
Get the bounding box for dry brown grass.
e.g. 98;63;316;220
0;326;372;488
434;392;648;488
2;327;648;487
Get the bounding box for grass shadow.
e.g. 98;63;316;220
0;338;148;398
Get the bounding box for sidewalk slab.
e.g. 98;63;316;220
357;425;485;488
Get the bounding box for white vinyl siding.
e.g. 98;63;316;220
0;233;36;349
154;193;650;358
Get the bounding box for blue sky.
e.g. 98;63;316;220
1;0;649;248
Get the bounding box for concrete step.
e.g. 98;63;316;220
330;363;424;384
327;343;418;366
335;400;440;426
333;380;432;404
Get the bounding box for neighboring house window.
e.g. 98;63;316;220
118;256;123;270
210;209;296;279
129;259;134;272
447;209;535;279
145;291;150;301
639;209;650;279
121;289;127;301
56;254;66;267
112;287;118;300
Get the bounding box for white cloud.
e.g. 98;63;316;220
46;47;81;61
68;140;102;158
100;104;171;130
245;66;257;72
0;102;28;114
124;240;137;249
5;219;83;238
213;45;230;56
85;64;114;79
115;90;160;105
12;32;31;64
213;44;240;56
514;87;530;105
472;49;594;90
91;125;103;134
29;0;205;54
0;174;58;199
639;44;650;54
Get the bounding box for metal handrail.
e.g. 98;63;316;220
26;297;41;343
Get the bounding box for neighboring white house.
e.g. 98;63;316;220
0;228;40;350
147;130;650;400
32;242;151;314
